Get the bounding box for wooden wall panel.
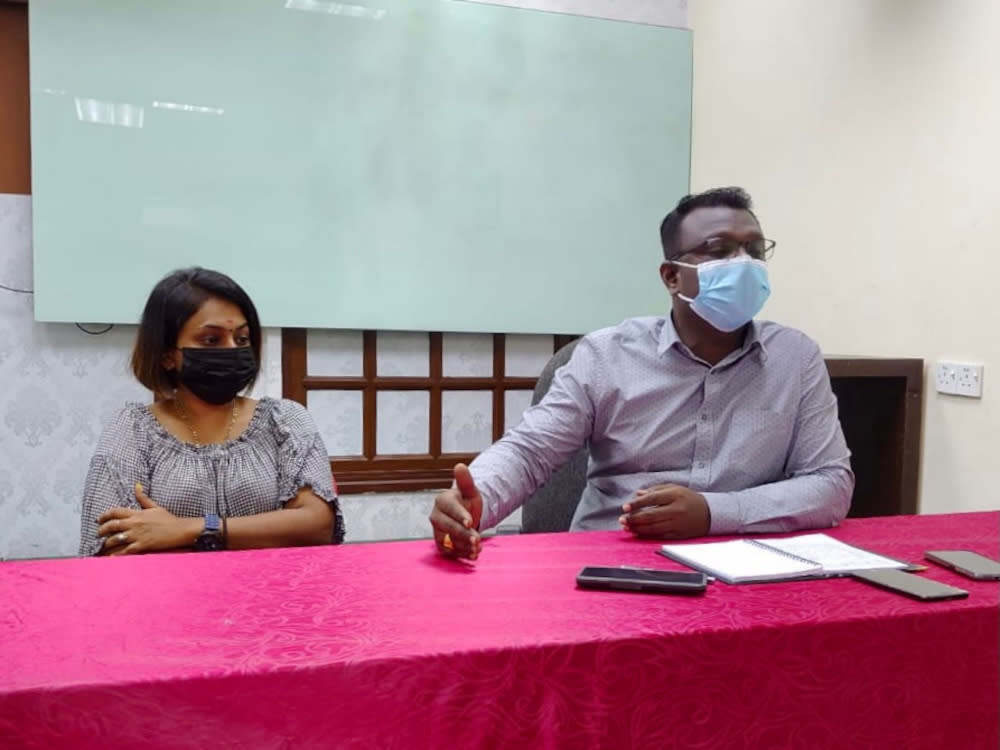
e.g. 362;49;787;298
0;3;31;194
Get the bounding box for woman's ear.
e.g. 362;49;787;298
161;349;179;372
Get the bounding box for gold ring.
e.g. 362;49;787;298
442;533;454;551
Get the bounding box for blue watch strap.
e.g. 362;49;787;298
204;513;221;533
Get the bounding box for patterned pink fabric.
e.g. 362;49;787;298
2;511;998;749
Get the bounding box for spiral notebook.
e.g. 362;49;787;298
659;533;907;584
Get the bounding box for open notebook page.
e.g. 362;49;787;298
660;539;822;584
758;533;906;574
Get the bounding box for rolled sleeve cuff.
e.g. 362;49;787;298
701;491;742;535
476;486;502;532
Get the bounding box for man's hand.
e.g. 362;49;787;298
619;484;711;540
429;464;483;560
97;483;199;555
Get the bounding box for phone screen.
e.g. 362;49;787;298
576;566;708;595
925;550;1000;580
581;567;706;583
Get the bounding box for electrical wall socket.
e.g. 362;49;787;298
936;361;984;398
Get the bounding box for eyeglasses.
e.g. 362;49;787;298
675;237;776;262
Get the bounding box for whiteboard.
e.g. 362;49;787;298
29;0;691;332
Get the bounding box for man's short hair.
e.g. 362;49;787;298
659;186;757;260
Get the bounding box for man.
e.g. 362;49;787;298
430;187;853;559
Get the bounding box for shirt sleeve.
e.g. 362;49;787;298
274;399;345;544
79;406;149;557
701;339;855;534
473;338;599;530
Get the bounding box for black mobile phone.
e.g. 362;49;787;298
851;569;969;601
925;550;1000;581
576;566;708;595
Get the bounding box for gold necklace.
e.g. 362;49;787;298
174;396;239;445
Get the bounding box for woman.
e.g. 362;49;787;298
79;267;344;556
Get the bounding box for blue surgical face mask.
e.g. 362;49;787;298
672;256;771;332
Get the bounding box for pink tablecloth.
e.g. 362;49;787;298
1;511;998;749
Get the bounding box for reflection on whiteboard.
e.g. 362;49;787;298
457;0;688;29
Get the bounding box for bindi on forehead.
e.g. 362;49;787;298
199;321;248;332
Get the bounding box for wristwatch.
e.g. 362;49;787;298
194;513;225;551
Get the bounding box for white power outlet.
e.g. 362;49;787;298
936;361;984;398
935;362;957;394
955;363;984;397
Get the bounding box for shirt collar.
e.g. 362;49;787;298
658;315;768;364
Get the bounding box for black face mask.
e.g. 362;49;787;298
177;347;257;405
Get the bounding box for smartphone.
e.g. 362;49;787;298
576;566;707;595
925;550;1000;581
851;569;969;601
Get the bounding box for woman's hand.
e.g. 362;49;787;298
97;483;200;556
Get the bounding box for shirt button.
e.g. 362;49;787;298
697;461;705;469
701;413;708;421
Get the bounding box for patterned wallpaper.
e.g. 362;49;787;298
0;194;538;559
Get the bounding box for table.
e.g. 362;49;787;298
1;511;997;749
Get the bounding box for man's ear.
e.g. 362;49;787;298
660;261;680;294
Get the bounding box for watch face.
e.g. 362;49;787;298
195;531;225;551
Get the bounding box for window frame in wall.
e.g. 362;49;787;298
281;329;578;493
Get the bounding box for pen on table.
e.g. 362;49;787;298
619;564;715;583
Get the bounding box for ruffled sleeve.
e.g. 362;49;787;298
272;399;345;544
79;404;151;556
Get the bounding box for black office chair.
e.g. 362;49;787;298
520;339;589;534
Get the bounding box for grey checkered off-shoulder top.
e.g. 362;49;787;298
79;397;344;556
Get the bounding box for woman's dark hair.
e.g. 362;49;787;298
130;267;262;396
659;186;757;260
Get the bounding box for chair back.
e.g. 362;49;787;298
521;339;588;533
